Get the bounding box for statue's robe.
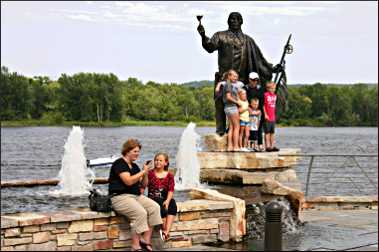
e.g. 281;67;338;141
202;29;274;86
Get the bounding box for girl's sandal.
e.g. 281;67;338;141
163;231;170;241
159;229;165;241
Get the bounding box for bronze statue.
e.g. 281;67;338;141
197;12;285;135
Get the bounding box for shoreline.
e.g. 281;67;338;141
1;120;377;128
0;120;215;128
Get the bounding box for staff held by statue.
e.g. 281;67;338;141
273;34;293;92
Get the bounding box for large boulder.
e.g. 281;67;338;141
261;177;304;216
189;188;246;242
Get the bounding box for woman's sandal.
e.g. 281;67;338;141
139;240;153;252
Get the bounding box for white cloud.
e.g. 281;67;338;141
103;10;118;19
67;14;94;22
50;2;328;31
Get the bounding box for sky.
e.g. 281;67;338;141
1;1;378;84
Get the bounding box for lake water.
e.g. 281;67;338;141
1;126;378;214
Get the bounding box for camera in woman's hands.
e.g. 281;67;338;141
145;160;154;170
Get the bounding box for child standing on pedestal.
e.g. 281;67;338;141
222;69;243;152
237;89;250;151
263;82;280;152
249;98;262;151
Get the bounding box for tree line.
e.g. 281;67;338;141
1;66;377;126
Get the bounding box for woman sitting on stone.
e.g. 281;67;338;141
108;139;162;251
147;152;177;241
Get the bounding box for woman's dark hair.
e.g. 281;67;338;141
154;152;170;171
121;139;142;156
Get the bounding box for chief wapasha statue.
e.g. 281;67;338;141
197;12;292;136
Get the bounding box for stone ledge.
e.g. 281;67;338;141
1;217;19;229
177;200;233;212
1;195;235;250
305;195;378;203
1;199;232;229
303;195;378;210
1;213;50;228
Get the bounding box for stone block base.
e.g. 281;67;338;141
1;197;236;251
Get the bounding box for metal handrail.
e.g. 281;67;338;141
279;154;378;157
279;153;378;196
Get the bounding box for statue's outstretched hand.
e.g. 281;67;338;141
197;24;205;37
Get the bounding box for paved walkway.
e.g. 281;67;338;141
166;209;378;251
164;245;236;251
296;209;378;251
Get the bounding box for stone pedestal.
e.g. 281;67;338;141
197;147;301;186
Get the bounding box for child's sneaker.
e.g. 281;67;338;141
240;147;250;152
271;146;280;152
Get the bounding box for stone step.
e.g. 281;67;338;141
163;235;192;249
198;148;300;170
200;168;301;188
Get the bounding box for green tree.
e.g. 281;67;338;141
0;66;33;120
286;88;312;119
30;76;52;119
194;86;215;120
328;86;353;126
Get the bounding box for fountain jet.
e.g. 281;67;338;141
175;122;204;190
50;126;95;196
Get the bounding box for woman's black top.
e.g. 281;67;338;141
108;158;141;195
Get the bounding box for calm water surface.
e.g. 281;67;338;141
1;126;378;214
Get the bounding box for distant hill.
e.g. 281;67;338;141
181;80;213;88
288;83;378;88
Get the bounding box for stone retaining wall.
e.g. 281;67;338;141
1;199;234;251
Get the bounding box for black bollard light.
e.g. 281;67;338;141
264;201;283;251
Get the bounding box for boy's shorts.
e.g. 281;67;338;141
240;120;250;127
250;130;259;141
264;121;275;134
224;106;239;116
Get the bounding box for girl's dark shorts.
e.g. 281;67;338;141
155;198;177;218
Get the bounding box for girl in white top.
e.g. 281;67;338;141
237;89;250;151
